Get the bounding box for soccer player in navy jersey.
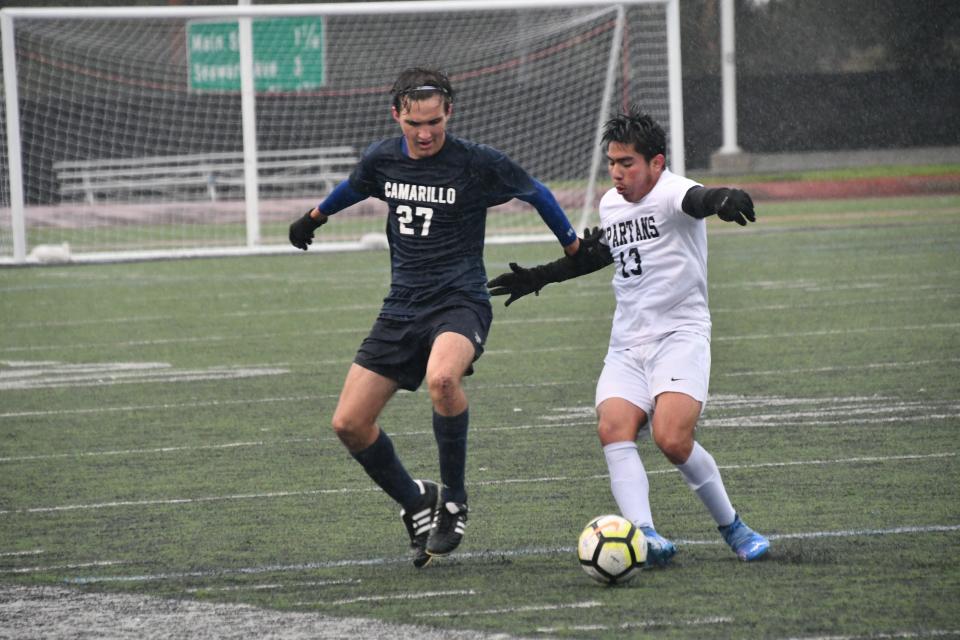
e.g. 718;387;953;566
288;68;582;567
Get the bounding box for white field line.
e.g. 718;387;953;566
0;549;43;557
9;290;958;330
61;559;395;583
0;424;601;463
0;270;388;292
0;333;364;354
714;322;960;342
5;560;127;574
719;357;960;377
0;394;334;419
12;267;957;291
52;524;960;584
710;417;959;428
2;395;956;463
0;439;315;463
0;396;948;464
11;315;172;329
9;287;281;305
707;281;897;293
4;407;956;465
9;304;381;328
536;615;734;634
0;486;381;516
780;629;960;640
314;589;477;607
23;290;950;333
184;578;360;593
416;600;602;618
0;361;170;376
715;452;956;472
3;321;958;355
1;356;953;419
0;380;584;419
760;525;960;542
706;270;960;291
710;291;960;313
646;453;957;479
702;405;960;428
708;394;884;408
0;366;289;390
8;282;387;309
544;398;960;426
488;321;960;355
1;452;953;516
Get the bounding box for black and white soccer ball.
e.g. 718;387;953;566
577;514;647;584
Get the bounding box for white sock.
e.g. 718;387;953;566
676;442;736;527
602;441;653;528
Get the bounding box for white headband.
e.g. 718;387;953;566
406;85;449;95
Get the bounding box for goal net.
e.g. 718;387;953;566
0;1;681;264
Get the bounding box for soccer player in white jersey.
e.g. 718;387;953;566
488;106;770;563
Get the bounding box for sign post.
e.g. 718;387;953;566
187;17;325;92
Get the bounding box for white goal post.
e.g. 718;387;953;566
0;0;683;264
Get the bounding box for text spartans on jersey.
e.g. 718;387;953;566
605;216;659;248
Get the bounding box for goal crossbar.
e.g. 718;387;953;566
1;0;683;265
3;1;672;20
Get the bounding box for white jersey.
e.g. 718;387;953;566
598;168;710;350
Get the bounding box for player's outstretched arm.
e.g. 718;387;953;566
488;227;613;306
289;179;367;250
682;186;756;226
289;208;328;250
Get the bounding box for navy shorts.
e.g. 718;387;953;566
354;302;493;391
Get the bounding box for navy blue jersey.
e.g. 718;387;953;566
349;135;546;319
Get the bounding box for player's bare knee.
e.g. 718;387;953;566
331;412;361;446
596;417;636;445
654;433;692;465
596;419;617;444
330;414;349;437
426;370;460;405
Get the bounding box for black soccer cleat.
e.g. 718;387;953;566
400;480;440;568
426;501;469;557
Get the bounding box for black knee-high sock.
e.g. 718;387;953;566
433;408;469;504
351;429;420;509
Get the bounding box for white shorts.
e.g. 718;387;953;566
595;331;711;433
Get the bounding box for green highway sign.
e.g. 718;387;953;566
187;17;325;92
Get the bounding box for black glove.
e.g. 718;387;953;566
488;227;614;307
487;262;546;307
571;226;612;270
715;189;756;226
289;209;327;250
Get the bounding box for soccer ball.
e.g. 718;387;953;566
577;514;646;584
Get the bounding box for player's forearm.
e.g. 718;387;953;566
518;180;578;247
534;239;613;284
316;179;365;217
487;227;612;306
306;207;328;224
681;186;724;219
682;185;756;225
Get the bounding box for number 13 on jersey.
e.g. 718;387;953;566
618;247;642;277
397;205;434;236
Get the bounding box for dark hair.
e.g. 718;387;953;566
601;105;666;162
391;68;454;113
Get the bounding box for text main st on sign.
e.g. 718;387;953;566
187;17;325;92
